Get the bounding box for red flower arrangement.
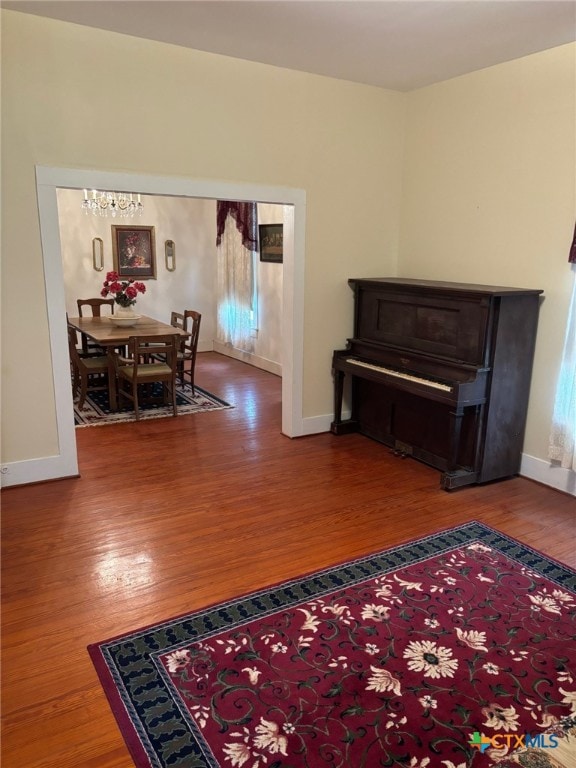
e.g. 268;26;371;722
101;271;146;308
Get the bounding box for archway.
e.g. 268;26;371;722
36;166;306;479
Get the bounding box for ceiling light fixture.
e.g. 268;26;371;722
82;189;143;218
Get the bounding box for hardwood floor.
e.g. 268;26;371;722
2;352;575;767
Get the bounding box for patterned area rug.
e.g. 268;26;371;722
88;522;576;768
74;383;232;426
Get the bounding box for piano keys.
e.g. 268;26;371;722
331;278;543;490
343;358;454;392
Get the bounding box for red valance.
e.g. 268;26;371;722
216;201;258;250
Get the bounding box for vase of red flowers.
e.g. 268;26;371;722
101;271;147;324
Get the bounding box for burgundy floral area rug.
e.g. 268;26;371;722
88;522;576;768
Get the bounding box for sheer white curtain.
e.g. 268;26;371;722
216;214;255;353
549;267;576;470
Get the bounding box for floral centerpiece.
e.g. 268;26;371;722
101;271;146;310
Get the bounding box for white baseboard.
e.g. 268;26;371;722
301;412;340;435
212;341;282;377
1;454;78;488
520;453;576;496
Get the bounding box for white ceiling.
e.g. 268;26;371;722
4;0;576;91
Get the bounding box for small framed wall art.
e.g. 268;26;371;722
112;225;157;279
259;224;283;263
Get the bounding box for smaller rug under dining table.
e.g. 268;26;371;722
88;521;576;768
74;381;231;426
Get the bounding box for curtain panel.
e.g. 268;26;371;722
548;227;576;470
569;221;576;264
215;201;257;353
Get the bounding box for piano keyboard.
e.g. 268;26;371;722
346;358;453;392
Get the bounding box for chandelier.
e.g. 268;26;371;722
82;189;143;218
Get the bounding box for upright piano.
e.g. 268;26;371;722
331;278;543;490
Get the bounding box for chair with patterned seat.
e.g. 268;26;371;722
113;334;179;420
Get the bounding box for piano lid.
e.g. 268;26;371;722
349;277;544;297
348;278;542;367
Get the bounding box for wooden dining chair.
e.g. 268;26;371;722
113;334;179;420
67;326;109;409
77;298;115;355
170;311;186;331
77;298;115;317
143;312;184;359
153;311;201;392
175;310;202;392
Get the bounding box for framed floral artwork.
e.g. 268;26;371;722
112;225;157;279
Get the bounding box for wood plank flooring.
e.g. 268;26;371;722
2;352;575;767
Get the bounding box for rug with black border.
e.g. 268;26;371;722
74;382;232;427
88;521;576;768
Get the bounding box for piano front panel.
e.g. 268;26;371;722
355;379;478;472
355;284;491;365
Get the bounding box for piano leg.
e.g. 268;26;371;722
330;369;358;435
447;405;464;472
440;404;479;490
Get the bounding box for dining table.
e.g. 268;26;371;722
67;314;189;411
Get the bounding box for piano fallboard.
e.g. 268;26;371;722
332;350;488;407
349;337;482;378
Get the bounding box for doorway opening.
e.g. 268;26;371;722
36;166;306;481
58;192;285;376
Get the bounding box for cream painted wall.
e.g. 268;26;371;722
399;43;576;478
254;203;284;369
57;193;285;366
57;190;218;347
1;10;404;468
2;9;573;491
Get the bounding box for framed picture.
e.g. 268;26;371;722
259;224;283;263
112;225;157;279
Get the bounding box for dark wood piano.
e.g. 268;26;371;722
331;278;543;490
